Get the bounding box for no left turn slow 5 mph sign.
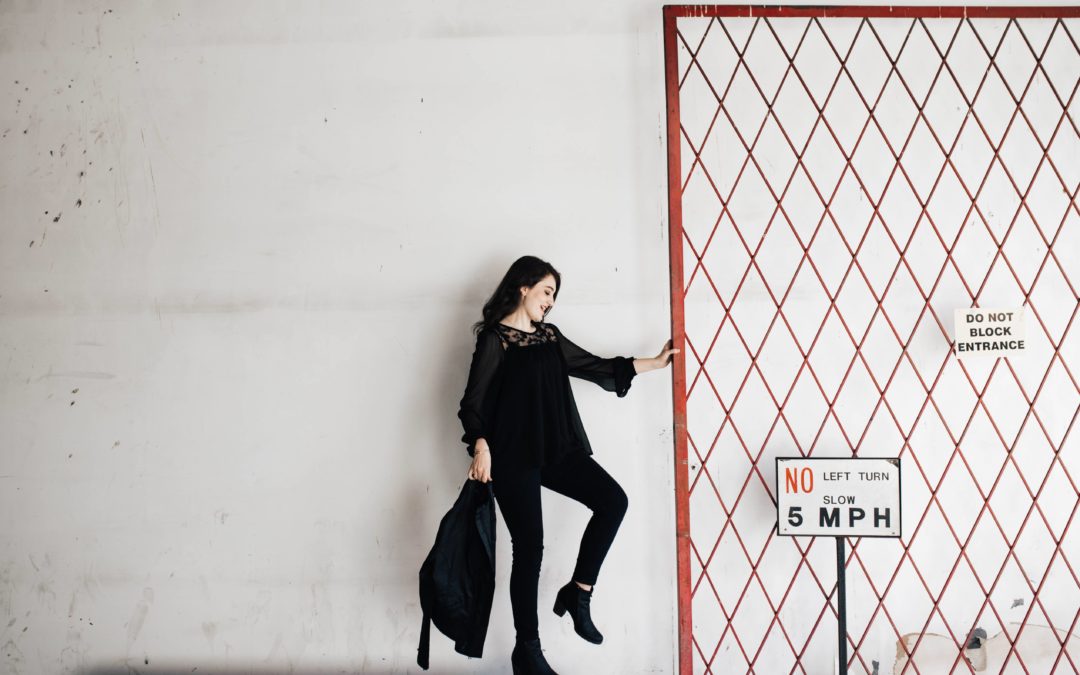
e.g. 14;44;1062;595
775;457;902;538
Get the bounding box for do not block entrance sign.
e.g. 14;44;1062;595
775;457;902;538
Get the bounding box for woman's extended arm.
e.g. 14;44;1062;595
550;323;638;397
457;328;504;458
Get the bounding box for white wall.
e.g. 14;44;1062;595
7;2;1068;674
0;1;677;673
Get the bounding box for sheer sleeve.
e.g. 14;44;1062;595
550;323;636;397
457;328;505;457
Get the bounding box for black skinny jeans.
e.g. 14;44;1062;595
491;452;629;641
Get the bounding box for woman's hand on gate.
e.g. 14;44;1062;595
468;444;492;483
654;339;680;368
634;339;680;374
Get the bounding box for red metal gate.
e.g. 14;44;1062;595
664;6;1080;674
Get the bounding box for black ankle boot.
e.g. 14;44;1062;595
553;580;603;644
511;637;559;675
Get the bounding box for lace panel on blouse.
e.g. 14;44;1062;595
494;323;556;350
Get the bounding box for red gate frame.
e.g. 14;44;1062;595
663;5;1080;674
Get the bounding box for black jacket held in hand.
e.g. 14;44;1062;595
417;479;496;670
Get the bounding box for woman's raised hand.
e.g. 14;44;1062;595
468;445;492;483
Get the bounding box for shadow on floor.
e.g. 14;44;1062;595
76;661;508;675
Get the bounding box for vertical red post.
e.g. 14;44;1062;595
663;6;693;675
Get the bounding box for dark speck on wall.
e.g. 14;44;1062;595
75;199;82;207
53;213;61;223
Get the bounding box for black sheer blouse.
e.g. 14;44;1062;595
457;321;637;469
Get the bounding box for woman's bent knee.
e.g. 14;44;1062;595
611;486;628;519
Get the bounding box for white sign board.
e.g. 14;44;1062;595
775;458;901;538
953;308;1026;358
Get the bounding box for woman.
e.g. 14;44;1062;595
457;255;678;675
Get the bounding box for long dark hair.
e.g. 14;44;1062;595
471;256;562;335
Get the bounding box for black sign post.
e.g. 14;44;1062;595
836;536;847;675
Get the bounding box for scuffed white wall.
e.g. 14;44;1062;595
0;1;678;673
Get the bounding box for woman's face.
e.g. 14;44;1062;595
519;274;557;323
